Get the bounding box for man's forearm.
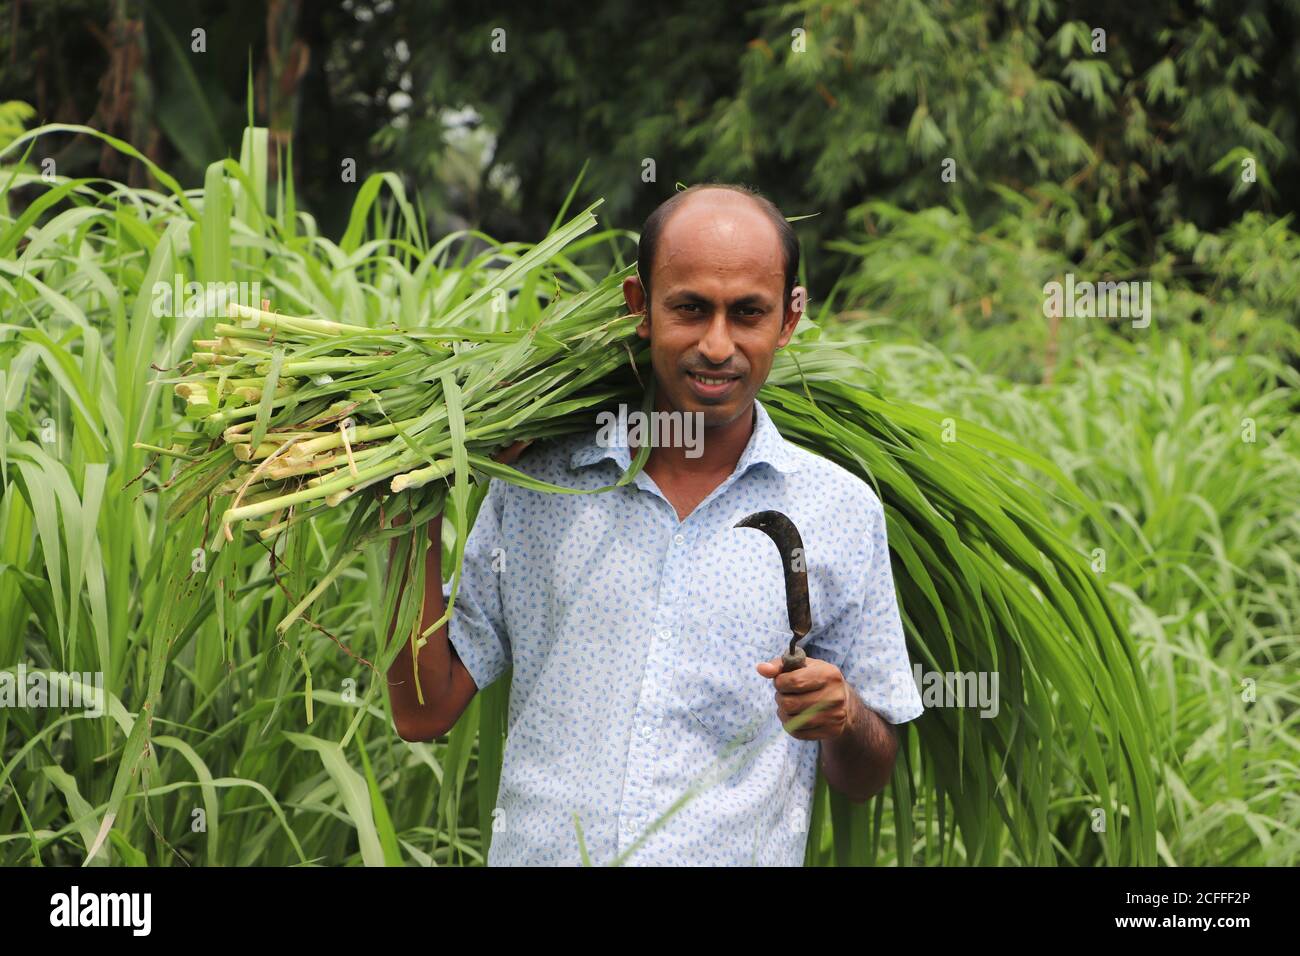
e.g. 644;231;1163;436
819;686;899;802
385;516;457;739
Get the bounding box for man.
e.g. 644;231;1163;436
387;184;924;865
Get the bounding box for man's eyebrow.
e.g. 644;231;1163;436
666;289;774;307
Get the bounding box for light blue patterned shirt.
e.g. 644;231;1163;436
444;399;924;866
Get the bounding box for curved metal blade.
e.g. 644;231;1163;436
734;509;811;639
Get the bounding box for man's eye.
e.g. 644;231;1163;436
678;303;702;313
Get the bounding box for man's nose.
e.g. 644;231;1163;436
698;310;735;364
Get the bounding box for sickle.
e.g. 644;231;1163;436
734;510;811;672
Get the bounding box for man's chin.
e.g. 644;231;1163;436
694;397;754;430
659;378;756;428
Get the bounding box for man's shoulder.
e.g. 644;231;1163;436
490;430;608;493
780;439;883;502
780;439;885;517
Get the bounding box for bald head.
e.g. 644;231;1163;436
637;184;799;308
624;184;805;430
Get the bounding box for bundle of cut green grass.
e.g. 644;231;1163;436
155;204;1159;864
1;121;1162;864
163;259;645;537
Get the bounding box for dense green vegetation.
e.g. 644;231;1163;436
0;125;1165;866
860;334;1299;864
1;1;1296;866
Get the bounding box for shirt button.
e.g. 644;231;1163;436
640;724;653;738
659;628;671;640
673;533;685;546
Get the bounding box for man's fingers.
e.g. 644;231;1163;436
777;691;833;717
493;439;533;466
779;704;830;736
773;661;830;694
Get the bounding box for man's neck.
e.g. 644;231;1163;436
643;398;756;481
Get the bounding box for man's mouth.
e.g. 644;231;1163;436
685;370;742;399
688;372;738;385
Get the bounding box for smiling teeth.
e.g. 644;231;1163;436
693;375;732;385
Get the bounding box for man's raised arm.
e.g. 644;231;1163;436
385;440;527;741
385;514;478;742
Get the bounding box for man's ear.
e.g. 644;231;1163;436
777;285;806;348
624;275;650;339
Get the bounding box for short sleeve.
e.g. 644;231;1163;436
441;478;512;691
811;495;924;725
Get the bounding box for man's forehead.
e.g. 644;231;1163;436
654;194;784;291
659;191;779;248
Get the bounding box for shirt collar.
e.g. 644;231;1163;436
569;398;802;475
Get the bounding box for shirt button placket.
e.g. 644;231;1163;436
620;527;687;852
